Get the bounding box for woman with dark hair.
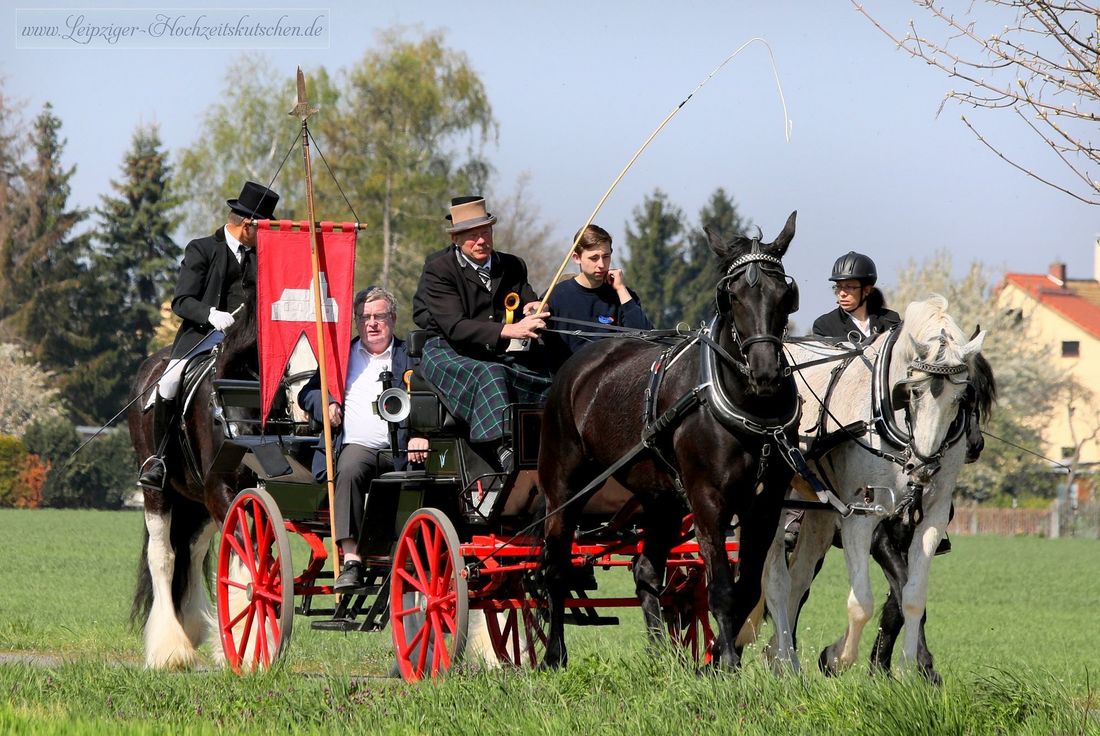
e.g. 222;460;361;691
812;251;899;343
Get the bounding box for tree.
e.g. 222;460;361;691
680;188;753;328
0;343;65;436
328;29;496;298
855;1;1100;205
491;172;557;294
77;125;181;422
174;56;341;235
623;190;687;327
0;79;24;342
887;251;1067;499
0;104;93;379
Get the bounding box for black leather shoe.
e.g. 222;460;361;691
334;560;365;591
934;534;952;556
136;456;166;492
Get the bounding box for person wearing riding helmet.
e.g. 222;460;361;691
812;251;899;343
786;251;953;555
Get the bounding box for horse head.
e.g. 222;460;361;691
890;295;985;480
706;210;799;396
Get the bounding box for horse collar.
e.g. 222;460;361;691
700;316;799;436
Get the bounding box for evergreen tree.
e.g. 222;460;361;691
0;82;23;342
77;125;181;421
623;190;686;327
680;188;752;328
0;104;92;379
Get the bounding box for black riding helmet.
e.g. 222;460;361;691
829;251;877;285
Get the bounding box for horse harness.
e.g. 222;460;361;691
791;326;972;523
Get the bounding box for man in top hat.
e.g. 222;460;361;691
137;180;280;491
412;195;551;472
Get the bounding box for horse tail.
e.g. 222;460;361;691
130;524;153;630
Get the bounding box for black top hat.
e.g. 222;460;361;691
445;195;497;233
227;181;280;220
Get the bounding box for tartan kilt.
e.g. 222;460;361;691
419;337;552;443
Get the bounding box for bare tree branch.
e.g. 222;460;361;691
854;0;1100;203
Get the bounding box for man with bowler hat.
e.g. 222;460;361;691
137;180;280;491
412;195;551;473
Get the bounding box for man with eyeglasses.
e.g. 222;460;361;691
137;180;279;492
297;286;429;591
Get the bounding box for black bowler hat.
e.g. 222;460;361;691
227;181;280;220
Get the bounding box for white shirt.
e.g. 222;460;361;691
341;339;393;449
850;314;871;337
225;227;246;263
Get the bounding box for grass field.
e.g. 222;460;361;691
1;508;1098;734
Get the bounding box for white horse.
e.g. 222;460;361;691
763;295;986;680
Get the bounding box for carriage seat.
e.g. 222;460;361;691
405;330;460;434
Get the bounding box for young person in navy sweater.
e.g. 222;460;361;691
543;224;653;372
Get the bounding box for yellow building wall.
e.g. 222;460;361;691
998;282;1100;465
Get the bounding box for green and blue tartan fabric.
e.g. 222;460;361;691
419;337;551;442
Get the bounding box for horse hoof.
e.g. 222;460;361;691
818;647;841;677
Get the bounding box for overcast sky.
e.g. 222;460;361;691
2;0;1096;322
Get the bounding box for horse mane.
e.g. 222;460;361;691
895;294;966;365
896;294;997;417
215;292;259;379
970;350;997;418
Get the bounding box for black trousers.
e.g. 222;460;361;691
333;444;394;543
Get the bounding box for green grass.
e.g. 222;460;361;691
1;509;1098;734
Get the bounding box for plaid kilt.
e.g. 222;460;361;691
420;338;552;443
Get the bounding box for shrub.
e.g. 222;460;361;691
24;417;135;509
0;435;50;508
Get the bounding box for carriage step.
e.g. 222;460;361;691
563;611;619;626
311;618;363;633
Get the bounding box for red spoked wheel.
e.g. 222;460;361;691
663;555;714;665
483;576;549;668
390;508;468;681
216;488;294;673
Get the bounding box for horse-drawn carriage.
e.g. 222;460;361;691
209;329;735;679
131;212;990;683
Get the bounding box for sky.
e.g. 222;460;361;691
1;0;1096;323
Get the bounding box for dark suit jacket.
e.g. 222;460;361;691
412;245;539;361
812;306;901;344
171;227;250;358
296;336;415;481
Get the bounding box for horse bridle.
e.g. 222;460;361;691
713;246;798;371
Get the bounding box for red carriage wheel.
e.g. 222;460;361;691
663;555;715;665
216;487;294;673
390;508;469;681
483;577;549;668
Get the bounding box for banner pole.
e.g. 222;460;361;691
291;67;343;591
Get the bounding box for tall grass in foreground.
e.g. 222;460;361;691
0;653;1095;735
1;509;1099;733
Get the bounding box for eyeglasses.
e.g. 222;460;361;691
357;312;393;323
832;283;864;294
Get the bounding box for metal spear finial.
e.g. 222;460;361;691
289;66;318;122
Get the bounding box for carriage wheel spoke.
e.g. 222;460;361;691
404;534;430;588
397;621;429;661
236;603;256;663
396;567;429;596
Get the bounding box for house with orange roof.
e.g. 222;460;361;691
998;245;1100;501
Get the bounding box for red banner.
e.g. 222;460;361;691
256;221;357;426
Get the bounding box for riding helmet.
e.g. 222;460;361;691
829;251;877;285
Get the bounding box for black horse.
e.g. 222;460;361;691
128;302;258;669
539;212;801;669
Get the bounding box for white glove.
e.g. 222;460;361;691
208;308;235;332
